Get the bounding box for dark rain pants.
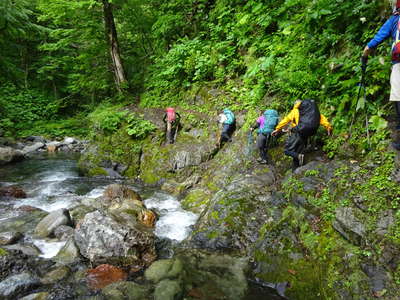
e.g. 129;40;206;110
220;123;235;144
395;101;400;125
166;121;178;144
256;133;270;161
284;131;308;169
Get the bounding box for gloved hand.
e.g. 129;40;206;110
327;128;333;136
271;130;280;137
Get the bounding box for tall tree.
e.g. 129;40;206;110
102;0;127;91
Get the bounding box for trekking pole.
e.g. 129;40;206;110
246;130;254;157
349;56;371;147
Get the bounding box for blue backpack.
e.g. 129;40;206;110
259;109;279;134
223;109;235;125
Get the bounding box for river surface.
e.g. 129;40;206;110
0;152;197;258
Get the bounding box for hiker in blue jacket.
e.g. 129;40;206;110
250;109;279;164
362;0;400;149
217;109;236;147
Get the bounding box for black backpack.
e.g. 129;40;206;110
296;99;320;137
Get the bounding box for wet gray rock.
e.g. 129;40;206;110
362;264;389;295
0;231;23;246
54;225;74;240
0;146;24;165
63;137;77;145
0;272;40;298
154;279;182;300
3;244;42;256
40;265;70;285
375;210;395;237
22;142;45;154
145;259;183;283
102;281;150;300
333;207;366;246
19;292;49;300
25;136;46;144
34;209;72;238
74;210;156;266
53;237;80;264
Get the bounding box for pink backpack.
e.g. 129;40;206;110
166;107;176;122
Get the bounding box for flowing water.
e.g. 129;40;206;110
0;152;198;258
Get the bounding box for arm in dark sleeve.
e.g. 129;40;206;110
162;114;167;123
176;112;181;121
367;16;396;49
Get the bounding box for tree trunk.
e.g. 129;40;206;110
102;0;127;92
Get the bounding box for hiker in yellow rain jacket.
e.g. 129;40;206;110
272;99;332;170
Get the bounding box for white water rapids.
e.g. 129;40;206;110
0;153;198;258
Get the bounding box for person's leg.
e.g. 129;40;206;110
395;101;400;129
220;124;230;145
256;134;267;162
284;132;305;170
166;121;172;144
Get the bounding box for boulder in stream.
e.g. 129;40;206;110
0;272;40;298
34;209;72;238
0;146;24;165
74;210;156;267
0;186;27;198
22;142;45;154
0;231;23;246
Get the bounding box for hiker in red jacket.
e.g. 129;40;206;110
163;108;181;144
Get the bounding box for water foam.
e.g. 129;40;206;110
32;239;66;259
144;192;198;242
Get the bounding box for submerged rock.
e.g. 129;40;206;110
34;209;72;238
0;146;24;165
154;279;182;300
0;186;27;198
145;259;183;283
0;272;40;298
102;281;150;300
74;210;156;266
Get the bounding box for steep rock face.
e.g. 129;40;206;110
74;210;156;267
0;146;24;165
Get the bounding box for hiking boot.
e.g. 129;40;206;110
259;159;268;164
392;142;400;151
256;158;263;163
298;154;305;166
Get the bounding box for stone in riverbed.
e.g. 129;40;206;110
3;244;42;256
0;231;23;246
0;272;40;298
34;209;72;238
154;279;182;300
145;259;183;283
19;292;49;300
86;264;127;290
102;281;150;300
0;186;27;198
41;265;70;285
22;142;45;154
74;210;156;267
54;225;74;240
0;146;24;165
53;237;80;264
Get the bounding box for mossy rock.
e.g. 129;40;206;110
181;189;211;213
102;281;150;300
145;259;183;283
0;248;8;256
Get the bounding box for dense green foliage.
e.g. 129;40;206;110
0;0;395;145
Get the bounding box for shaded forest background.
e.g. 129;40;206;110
0;0;395;148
